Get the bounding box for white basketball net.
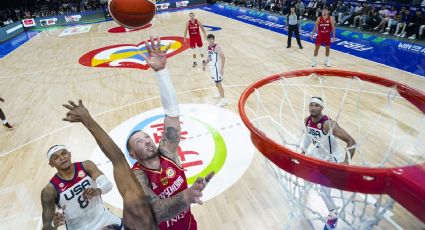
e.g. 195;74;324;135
244;73;425;229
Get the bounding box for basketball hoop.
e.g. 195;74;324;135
238;69;425;228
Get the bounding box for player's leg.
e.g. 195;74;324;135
294;26;303;49
190;36;197;67
215;82;227;107
196;37;204;66
311;45;320;67
0;108;13;130
324;35;331;67
319;186;338;230
287;25;293;48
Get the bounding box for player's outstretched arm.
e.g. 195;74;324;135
62;100;155;227
324;120;356;163
139;36;182;164
41;184;60;230
134;170;215;222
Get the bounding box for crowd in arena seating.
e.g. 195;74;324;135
0;0;106;27
224;0;425;40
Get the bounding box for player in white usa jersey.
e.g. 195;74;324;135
41;145;122;230
202;34;227;107
300;97;356;230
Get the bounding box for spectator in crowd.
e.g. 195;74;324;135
295;0;306;18
368;9;382;30
375;6;397;32
407;10;424;39
350;3;371;30
395;10;412;37
306;0;318;19
333;1;346;24
383;6;405;34
338;3;354;25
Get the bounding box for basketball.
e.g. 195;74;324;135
108;0;156;29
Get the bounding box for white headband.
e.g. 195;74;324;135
310;97;324;107
47;145;67;162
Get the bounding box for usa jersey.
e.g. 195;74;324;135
50;162;121;230
305;115;342;162
318;16;332;35
188;19;200;37
208;44;223;82
132;155;196;230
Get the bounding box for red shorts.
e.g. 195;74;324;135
189;35;203;49
315;33;331;46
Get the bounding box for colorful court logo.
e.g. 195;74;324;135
79;36;187;70
108;24;152;33
59;25;91;37
90;104;255;209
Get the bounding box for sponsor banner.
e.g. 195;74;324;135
176;0;189;7
40;18;57;26
204;4;425;76
90;104;255;209
65;15;82;23
0;21;26;43
6;24;23;34
157;3;170;10
21;19;36;27
59;25;92;37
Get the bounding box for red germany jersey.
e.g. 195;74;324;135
318;16;332;35
132;155;196;230
188;19;200;37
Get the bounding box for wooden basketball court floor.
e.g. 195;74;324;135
0;8;424;229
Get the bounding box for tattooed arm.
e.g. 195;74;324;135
41;184;59;230
133;169;190;222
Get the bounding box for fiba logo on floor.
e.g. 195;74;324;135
90;104;255;209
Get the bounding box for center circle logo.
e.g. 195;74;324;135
90;104;255;209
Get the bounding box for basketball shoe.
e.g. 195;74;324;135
325;60;331;67
324;210;338;230
3;122;14;130
217;98;227;107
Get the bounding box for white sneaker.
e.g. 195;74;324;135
401;33;406;38
217;99;227;107
311;60;317;67
324;210;338;230
325;60;331;67
395;33;400;37
408;35;416;40
213;94;221;99
382;31;389;35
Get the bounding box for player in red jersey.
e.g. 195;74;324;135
62;36;213;230
310;7;336;67
127;36;214;230
183;12;207;68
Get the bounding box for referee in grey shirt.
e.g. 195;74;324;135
286;6;303;49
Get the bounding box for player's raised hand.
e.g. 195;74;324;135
183;171;215;205
140;36;171;72
62;100;91;123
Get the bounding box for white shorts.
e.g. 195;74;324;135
210;66;222;83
